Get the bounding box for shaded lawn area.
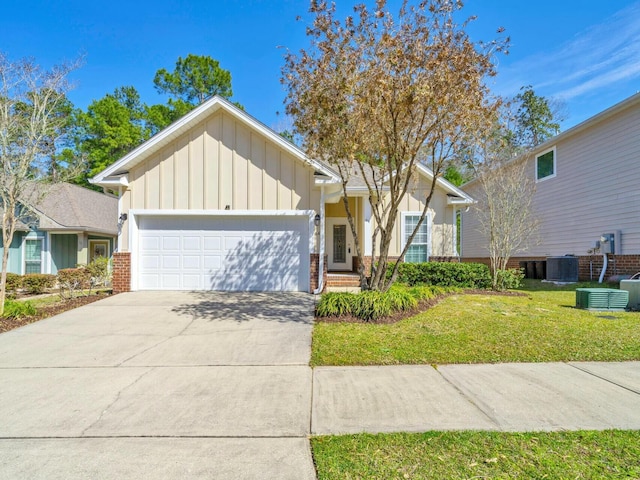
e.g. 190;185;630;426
311;282;640;366
312;430;640;479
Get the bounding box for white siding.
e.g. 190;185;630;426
120;110;321;250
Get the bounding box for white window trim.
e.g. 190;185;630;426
401;211;432;262
22;235;45;275
535;146;557;182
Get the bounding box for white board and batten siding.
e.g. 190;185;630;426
462;98;640;258
119;109;321;292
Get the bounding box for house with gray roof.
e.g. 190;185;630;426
90;96;473;293
2;183;118;275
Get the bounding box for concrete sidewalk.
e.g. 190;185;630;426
2;292;639;479
312;361;640;434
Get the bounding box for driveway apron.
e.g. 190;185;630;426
0;291;316;480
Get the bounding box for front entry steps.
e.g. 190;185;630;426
325;272;361;293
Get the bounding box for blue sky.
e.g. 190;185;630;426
3;0;640;132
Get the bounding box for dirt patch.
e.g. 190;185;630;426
0;292;112;334
315;289;528;325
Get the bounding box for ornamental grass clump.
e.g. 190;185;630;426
315;285;459;322
2;300;36;319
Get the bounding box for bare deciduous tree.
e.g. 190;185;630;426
0;53;79;313
283;0;506;291
472;154;539;290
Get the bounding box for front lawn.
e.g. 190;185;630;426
312;430;640;479
312;281;640;366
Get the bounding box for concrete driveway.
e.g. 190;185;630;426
0;291;316;480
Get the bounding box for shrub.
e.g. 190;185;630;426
3;273;23;293
3;300;36;319
86;256;111;287
57;268;91;299
22;273;56;294
389;262;492;289
495;268;524;291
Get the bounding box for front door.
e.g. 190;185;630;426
326;217;354;271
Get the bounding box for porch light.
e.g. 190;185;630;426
314;214;321;227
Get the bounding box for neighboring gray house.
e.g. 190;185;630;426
461;92;640;279
1;183;118;275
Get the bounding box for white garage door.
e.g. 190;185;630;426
136;215;310;291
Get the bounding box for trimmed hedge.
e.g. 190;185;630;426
3;273;23;292
316;285;458;322
57;268;91;299
389;262;492;289
22;273;56;294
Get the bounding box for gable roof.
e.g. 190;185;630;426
27;183;118;235
90;95;341;187
340;163;473;205
415;164;474;204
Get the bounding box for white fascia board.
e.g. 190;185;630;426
90;175;129;188
129;209;316;217
91;95;341;184
447;197;475;205
414;164;474;203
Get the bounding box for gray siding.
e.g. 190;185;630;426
462;97;640;258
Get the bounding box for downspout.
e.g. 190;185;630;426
599;252;608;284
313;186;326;294
116;186;123;253
452;206;457;257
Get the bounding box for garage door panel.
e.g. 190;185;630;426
141;237;161;251
137;215;310;291
203;237;222;251
139;274;160;289
140;254;161;269
204;255;222;269
161;274;181;289
162;255;180;269
182;236;201;251
182;255;201;269
162;236;180;250
182;275;201;289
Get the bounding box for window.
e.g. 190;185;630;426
24;238;43;274
402;213;429;263
536;147;556;181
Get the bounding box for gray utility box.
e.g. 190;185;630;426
620;279;640;310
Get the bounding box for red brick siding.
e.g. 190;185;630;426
310;254;328;293
462;255;640;281
112;252;131;293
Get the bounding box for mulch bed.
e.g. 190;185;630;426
0;292;112;334
315;289;528;325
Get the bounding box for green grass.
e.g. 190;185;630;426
312;430;640;479
311;281;640;366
